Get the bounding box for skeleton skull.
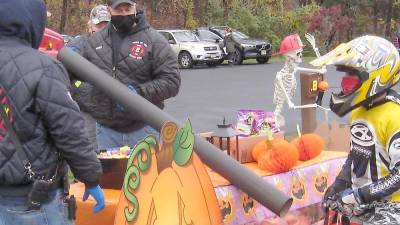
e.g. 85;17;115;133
284;48;303;65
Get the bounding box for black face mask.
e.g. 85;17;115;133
111;14;136;34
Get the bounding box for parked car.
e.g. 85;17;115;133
199;26;272;65
61;34;74;45
158;29;223;69
39;28;65;58
193;29;225;65
393;35;399;54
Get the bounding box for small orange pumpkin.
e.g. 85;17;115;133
251;139;285;162
291;133;324;161
257;140;299;173
251;141;266;162
318;81;329;91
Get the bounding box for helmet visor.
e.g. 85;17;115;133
337;66;362;96
341;75;360;96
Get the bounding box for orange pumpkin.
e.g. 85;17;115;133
257;140;299;173
291;133;324;161
114;121;223;225
318;80;329;91
251;140;271;162
251;139;285;162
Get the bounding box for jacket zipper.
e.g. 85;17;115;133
110;66;116;117
112;66;116;78
111;29;121;118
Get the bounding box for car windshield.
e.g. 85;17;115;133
197;30;222;40
213;27;250;39
232;31;249;39
173;31;199;42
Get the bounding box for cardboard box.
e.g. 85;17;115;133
200;132;284;163
314;120;350;152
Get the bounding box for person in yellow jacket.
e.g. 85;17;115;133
313;35;400;224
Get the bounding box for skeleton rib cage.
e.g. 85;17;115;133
273;67;297;115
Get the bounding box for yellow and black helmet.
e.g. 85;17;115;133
310;35;400;117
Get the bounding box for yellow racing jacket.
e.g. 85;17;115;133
346;91;400;203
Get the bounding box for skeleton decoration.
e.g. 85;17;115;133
273;33;326;127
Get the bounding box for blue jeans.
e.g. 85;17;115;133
0;189;73;225
96;123;159;150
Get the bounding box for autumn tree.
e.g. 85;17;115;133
307;4;353;52
43;0;398;45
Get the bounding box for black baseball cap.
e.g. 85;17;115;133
107;0;136;9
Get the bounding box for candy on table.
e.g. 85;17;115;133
97;146;132;159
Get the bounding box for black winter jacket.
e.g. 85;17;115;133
68;12;181;132
0;0;102;196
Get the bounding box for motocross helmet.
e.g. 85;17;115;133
310;35;400;117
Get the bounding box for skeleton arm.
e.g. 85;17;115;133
305;33;321;58
304;33;327;72
294;66;327;74
290;65;328;110
275;67;326;110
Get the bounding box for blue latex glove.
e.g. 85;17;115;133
83;185;105;213
67;46;80;53
117;84;138;112
127;84;138;94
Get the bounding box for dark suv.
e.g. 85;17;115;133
198;26;272;65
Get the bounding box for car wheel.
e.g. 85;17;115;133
233;48;243;65
256;57;270;64
178;52;193;69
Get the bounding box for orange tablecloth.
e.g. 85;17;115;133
70;150;347;225
70;183;121;225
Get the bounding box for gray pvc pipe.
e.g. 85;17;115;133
58;48;293;217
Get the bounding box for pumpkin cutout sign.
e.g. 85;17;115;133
114;121;223;225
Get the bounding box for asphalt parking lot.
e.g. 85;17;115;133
164;62;350;135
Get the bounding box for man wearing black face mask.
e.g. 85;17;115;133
67;0;180;150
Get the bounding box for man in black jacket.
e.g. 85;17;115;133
224;27;235;66
70;4;111;152
0;0;104;223
69;0;181;150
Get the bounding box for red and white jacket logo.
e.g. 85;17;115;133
129;41;147;59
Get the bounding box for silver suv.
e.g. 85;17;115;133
158;30;222;69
